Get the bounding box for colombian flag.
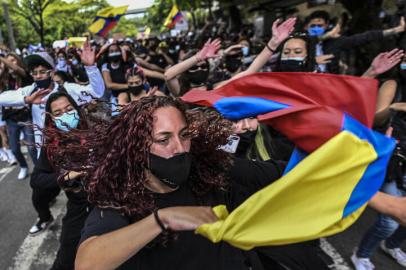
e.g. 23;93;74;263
164;5;183;29
181;72;396;249
88;5;129;37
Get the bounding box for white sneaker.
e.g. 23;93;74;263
351;251;375;270
380;240;406;267
0;149;8;162
4;149;17;165
17;167;28;180
29;216;54;235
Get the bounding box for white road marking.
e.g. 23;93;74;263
7;194;66;270
0;166;15;183
320;238;352;270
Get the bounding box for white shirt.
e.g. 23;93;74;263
0;65;105;148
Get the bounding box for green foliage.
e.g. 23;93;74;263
0;0;144;48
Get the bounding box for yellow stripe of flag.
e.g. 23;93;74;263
196;131;376;249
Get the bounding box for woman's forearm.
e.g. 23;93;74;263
75;214;162;270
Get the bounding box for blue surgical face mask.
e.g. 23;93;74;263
242;46;250;57
308;26;325;36
71;59;79;66
54;110;80;132
400;63;406;70
58;58;66;66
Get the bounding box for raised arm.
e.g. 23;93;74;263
217;17;296;87
164;39;221;96
77;41;105;98
362;48;404;78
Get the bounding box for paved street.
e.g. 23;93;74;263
0;156;404;270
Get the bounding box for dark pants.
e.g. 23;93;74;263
6;119;37;167
50;201;90;270
31;186;60;221
256;240;331;270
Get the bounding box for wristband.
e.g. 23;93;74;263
153;209;167;232
266;43;277;53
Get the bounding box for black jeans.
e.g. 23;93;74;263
31;186;60;221
50;201;90;270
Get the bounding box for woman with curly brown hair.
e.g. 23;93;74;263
50;95;283;270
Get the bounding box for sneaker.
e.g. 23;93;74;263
0;149;8;162
29;216;54;235
5;149;17;165
351;251;375;270
17;167;28;180
380;240;406;266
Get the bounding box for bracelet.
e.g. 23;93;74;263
266;43;277;53
153;209;167;232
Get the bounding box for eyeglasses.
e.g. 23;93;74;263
30;70;52;76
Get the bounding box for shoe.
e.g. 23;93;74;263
29;216;54;235
351;251;375;270
4;149;17;165
380;240;406;266
17;167;28;180
0;149;8;162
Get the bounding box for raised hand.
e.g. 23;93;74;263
78;41;96;66
24;88;52;104
268;17;297;49
196;38;222;62
366;48;404;78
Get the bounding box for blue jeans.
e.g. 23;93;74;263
357;180;406;258
6;120;37;168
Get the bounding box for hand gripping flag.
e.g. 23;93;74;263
88;6;129;37
181;72;396;249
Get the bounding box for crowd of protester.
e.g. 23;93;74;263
2;6;406;270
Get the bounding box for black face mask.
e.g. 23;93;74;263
279;59;306;72
149;152;192;189
35;76;52;89
128;84;144;96
187;70;209;85
225;57;242;73
108;52;122;63
235;130;257;157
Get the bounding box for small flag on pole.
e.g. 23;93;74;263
88;5;129;37
164;5;183;29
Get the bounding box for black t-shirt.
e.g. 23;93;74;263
80;158;283;270
103;62;132;97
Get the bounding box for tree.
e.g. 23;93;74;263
8;0;56;46
5;0;108;47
